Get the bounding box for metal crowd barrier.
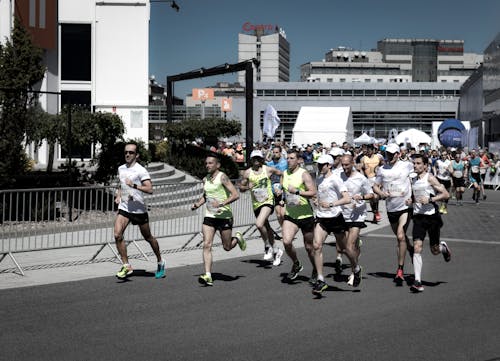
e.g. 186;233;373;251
482;166;500;190
0;182;262;275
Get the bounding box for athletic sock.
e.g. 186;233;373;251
317;274;324;282
413;253;422;282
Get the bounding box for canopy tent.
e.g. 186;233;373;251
353;132;377;145
291;106;353;146
395;128;431;148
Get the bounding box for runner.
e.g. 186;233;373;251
449;152;466;206
311;155;351;295
276;150;317;281
266;145;288;237
360;145;383;223
339;154;374;287
191;154;246;286
239;150;284;266
479;149;490;200
373;143;414;286
467;150;483;204
433;150;452;214
114;142;166;279
408;154;451;293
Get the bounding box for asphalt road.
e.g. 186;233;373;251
1;191;500;361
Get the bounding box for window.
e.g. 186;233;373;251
340;78;346;82
61;24;91;81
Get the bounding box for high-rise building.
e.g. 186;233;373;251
238;23;290;84
301;38;482;84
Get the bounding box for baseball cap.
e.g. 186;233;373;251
317;154;334;165
329;147;344;157
250;150;264;159
385;143;400;154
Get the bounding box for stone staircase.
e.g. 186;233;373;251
144;163;203;208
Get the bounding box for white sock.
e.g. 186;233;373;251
413;253;422;282
336;255;342;261
354;265;361;273
317;274;324;282
206;272;211;277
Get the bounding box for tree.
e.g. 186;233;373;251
0;17;45;187
163;117;241;146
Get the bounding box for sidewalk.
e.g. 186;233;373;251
0;205;391;290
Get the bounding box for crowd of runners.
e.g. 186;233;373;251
112;140;499;296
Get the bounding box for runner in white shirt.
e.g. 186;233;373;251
373;143;414;286
114;142;166;280
407;154;451;292
311;155;351;296
433;151;452;214
340;154;374;287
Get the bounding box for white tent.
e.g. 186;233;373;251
291;106;353;146
353;132;377;145
395;128;431;148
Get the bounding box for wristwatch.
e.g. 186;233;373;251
295;190;300;195
133;184;138;189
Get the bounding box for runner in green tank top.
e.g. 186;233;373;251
276;150;317;281
239;150;284;265
191;154;247;286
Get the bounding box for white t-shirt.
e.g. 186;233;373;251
375;161;413;212
118;162;151;214
340;171;373;222
435;159;451;181
316;173;347;218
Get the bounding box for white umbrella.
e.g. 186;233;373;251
395;129;431;148
353;132;377;145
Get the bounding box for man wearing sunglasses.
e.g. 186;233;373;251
114;142;166;280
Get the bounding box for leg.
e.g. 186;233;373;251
390;212;411;268
282;219;299;263
220;228;238;251
312;224;328;279
201;224;216;274
138;222;162;262
255;206;274;249
114;214;130;264
302;227;315;270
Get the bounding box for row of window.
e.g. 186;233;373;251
256;89;460;97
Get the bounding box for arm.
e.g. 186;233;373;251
191;192;207;211
421;175;450;204
238;169;251;192
125;178;153;194
220;173;240;206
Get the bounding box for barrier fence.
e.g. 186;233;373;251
482;166;500;190
0;182;262;275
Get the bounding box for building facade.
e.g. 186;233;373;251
0;0;150;166
301;38;482;85
238;24;290;84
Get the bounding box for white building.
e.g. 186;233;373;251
238;24;290;84
0;0;150;166
301;39;483;85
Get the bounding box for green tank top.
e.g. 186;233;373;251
248;165;274;210
204;172;232;219
283;167;313;219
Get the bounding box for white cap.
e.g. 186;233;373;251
250;150;264;159
329;147;344;157
385;143;400;154
317;154;334;165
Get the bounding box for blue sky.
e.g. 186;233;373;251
149;0;500;97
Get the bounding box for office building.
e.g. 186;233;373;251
301;38;482;84
238;24;290;84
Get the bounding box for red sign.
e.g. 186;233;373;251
437;46;463;53
242;22;277;33
221;98;232;112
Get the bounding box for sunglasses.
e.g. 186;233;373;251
124;151;136;155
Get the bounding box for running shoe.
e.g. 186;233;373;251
410;281;424;293
235;231;246;251
393;268;404;285
287;261;303;280
263;247;274;261
438;204;445;214
440;241;451;262
155;259;166;279
347;273;355;286
356;238;363;249
198;273;213;286
116;264;133;279
312;280;328;295
352;266;362;287
309;270;318;285
334;257;343;274
272;248;283;266
442;206;448;215
374;211;382;222
483;194;487;200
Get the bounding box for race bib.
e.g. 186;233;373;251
453;170;463;178
471;165;480;173
252;187;269;203
206;197;222;214
286;192;300;207
385;182;405;197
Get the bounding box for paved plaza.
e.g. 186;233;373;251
1;187;499;360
